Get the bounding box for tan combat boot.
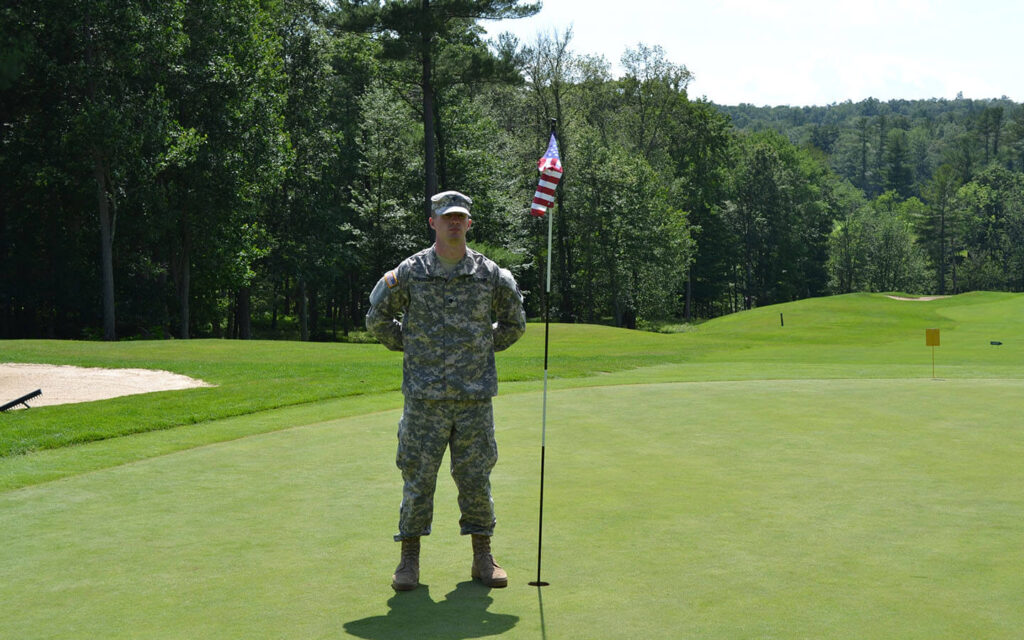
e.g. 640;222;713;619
471;534;508;588
392;537;420;591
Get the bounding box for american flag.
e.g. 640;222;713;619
531;133;563;216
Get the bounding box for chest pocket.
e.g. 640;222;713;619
407;279;444;328
447;275;493;325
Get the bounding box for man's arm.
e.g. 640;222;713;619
366;268;408;351
492;268;526;352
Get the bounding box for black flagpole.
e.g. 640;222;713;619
529;119;557;588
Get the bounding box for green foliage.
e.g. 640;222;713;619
728;98;1024;298
720;97;1024;200
8;4;1024;343
827;191;930;293
951;166;1024;291
725;130;834;307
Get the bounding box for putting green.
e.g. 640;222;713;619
1;378;1022;639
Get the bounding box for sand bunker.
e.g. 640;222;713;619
1;363;213;409
886;295;950;301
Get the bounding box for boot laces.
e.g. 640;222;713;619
401;540;420;560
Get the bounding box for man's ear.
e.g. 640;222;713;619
428;215;437;230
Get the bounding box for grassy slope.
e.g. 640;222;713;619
2;291;1023;462
2;292;1023;638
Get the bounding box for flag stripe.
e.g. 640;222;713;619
531;133;563;216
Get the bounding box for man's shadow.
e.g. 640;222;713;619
344;581;519;640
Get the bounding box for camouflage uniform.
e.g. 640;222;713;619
367;245;526;541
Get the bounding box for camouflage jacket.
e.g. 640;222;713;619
366;246;526;399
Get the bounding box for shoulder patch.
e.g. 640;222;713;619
497;268;523;302
384;271;398;288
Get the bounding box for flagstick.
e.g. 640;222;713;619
530;124;557;589
530;198;553;588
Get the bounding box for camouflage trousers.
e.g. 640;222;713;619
394;397;498;541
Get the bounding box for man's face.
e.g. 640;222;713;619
430;211;471;243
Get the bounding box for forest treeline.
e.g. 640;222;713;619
3;1;1024;341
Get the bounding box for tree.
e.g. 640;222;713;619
726;131;833;308
618;43;692;168
335;0;539;233
826;192;929;294
260;1;374;341
918;164;959;293
827;212;869;293
1;2;188;339
156;0;288;338
668;99;733;319
945;127;979;184
350;80;424;292
809;123;840;154
855;116;872;193
727;137;778;309
1006;105;1024;171
884;128;913;197
562;123;692;327
978;105;1004;165
951;167;1024;290
521;27;582;319
866;193;929;292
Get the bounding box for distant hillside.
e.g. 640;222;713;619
713;96;1024;201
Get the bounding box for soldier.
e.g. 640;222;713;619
366;190;527;591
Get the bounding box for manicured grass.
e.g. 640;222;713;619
1;378;1021;638
4;292;1023;458
1;323;687;457
1;292;1023;637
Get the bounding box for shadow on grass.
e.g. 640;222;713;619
344;581;519;639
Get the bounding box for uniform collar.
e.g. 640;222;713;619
427;246;480;278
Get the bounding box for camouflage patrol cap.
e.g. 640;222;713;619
431;190;473;218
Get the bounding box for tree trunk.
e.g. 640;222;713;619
93;151;116;341
309;287;319;339
237;286;251;339
226;297;236;338
271;279;279;330
435;95;447;190
685;269;692;322
179;216;191;339
299;278;309;341
84;11;116;341
421;0;437;243
347;271;359;334
938;210;947;295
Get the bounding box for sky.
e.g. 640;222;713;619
481;0;1024;107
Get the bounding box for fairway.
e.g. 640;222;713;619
3;293;1024;638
